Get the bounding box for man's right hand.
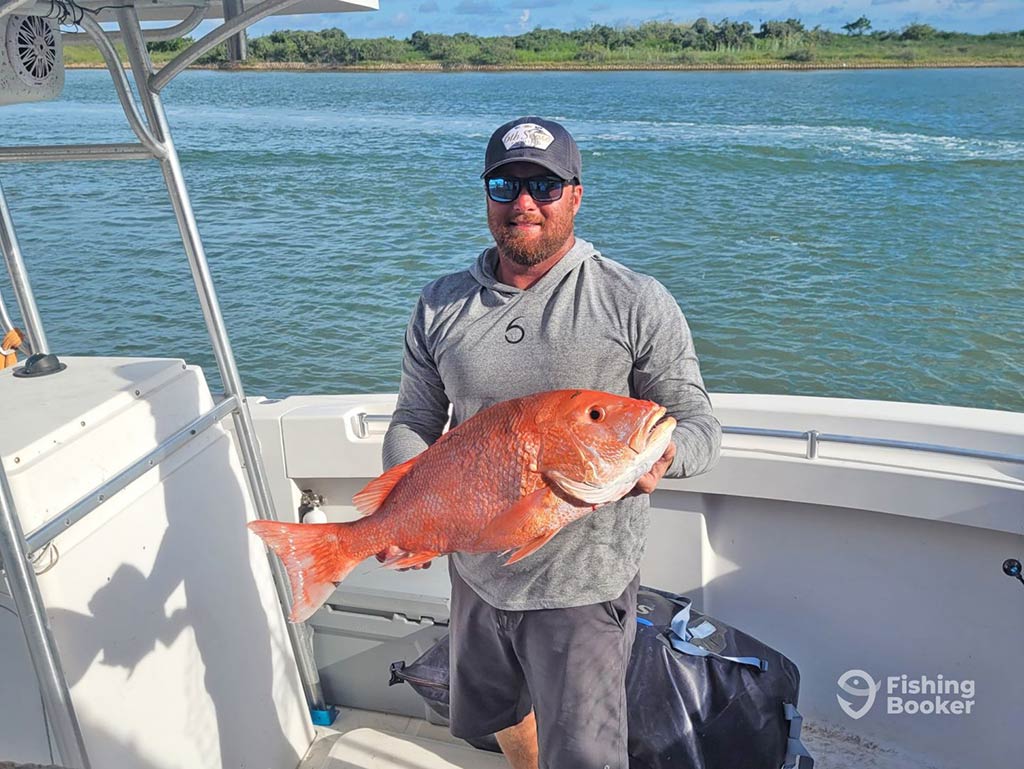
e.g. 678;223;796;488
375;545;433;571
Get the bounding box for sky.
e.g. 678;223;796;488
230;0;1024;39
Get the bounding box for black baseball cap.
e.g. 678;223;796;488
482;116;582;182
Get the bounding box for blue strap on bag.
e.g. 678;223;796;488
668;601;769;672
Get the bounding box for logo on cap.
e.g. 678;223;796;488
502;123;554;151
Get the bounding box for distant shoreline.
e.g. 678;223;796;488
64;60;1024;72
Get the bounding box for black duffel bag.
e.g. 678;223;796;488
389;586;813;768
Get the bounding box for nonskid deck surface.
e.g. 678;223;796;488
0;714;943;769
801;722;943;769
304;709;505;769
303;709;938;769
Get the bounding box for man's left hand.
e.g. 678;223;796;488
630;441;676;496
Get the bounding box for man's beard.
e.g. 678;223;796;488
488;207;575;267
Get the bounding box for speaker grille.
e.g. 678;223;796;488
6;15;58;86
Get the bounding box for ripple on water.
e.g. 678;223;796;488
1;69;1021;410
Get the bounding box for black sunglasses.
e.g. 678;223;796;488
485;175;573;204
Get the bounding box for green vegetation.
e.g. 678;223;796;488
842;16;872;36
61;18;1024;69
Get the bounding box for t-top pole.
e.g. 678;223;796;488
0;179;46;354
115;6;327;713
0;465;90;768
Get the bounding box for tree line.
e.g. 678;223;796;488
142;19;1023;66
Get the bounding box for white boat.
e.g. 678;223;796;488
1;2;1021;768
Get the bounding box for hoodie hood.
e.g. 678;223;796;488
469;239;598;295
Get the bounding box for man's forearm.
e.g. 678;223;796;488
670;413;722;478
382;419;437;471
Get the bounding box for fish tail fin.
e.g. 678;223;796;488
247;520;364;622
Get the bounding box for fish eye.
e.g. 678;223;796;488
588;407;605;422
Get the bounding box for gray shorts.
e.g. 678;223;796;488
448;561;639;769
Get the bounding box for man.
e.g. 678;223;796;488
382;116;721;769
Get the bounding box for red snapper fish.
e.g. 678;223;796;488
249;389;676;621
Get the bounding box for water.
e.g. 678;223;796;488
1;69;1022;411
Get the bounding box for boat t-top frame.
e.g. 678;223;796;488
0;1;374;766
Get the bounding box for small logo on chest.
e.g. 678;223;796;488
504;317;525;344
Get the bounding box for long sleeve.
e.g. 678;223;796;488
382;296;451;471
630;280;722;478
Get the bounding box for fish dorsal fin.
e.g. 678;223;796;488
475;487;555;552
504;529;559;565
352;456;418;516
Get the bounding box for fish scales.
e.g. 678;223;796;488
371;398;550;554
248;389;676;621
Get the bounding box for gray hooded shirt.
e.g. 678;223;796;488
382;238;721;610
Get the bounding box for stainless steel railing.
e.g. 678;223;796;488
354;412;1024;466
0;468;87;769
722;426;1024;465
0;284;30;355
355;412;395;439
0;180;48;354
0;9;327;766
24;396;239;553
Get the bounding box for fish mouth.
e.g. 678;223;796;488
629;406;670;454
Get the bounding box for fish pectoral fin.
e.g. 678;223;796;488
382;550;439;569
476;487;556;551
504;529;559;565
352;456;419;515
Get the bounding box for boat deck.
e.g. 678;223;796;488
307;709;503;769
305;708;937;769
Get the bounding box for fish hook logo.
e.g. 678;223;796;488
505;317;525;344
837;669;881;720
